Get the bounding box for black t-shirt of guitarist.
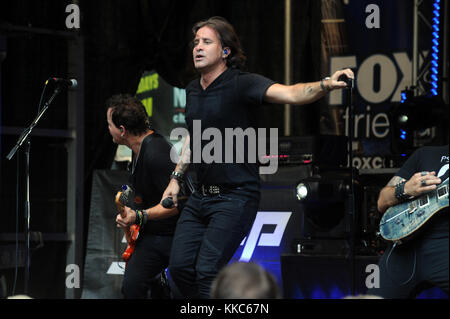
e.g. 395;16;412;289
128;132;178;236
395;145;449;239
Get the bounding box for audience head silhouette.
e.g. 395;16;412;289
211;262;281;299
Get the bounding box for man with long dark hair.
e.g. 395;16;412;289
163;16;354;298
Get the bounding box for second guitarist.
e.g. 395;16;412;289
107;94;186;299
368;145;449;299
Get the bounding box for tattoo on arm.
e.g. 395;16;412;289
386;176;406;187
304;86;313;95
177;161;190;174
176;137;191;174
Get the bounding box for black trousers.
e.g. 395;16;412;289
168;189;260;299
368;234;449;298
121;232;173;299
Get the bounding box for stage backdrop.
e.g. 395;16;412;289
81;170;129;299
325;0;443;170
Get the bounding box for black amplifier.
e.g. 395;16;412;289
260;135;348;167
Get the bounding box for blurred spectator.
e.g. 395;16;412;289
343;294;383;299
211;262;281;299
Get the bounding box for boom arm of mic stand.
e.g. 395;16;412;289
6;86;61;160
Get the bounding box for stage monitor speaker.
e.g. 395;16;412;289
297;169;355;240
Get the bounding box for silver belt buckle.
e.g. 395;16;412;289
209;186;220;195
202;185;220;195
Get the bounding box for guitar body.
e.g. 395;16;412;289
379;178;449;243
115;185;140;262
122;225;139;262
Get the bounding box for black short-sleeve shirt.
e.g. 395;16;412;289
185;68;275;192
129;133;178;235
395;145;449;238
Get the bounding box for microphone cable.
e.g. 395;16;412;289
385;241;417;287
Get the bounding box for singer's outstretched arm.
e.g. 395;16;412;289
264;68;354;105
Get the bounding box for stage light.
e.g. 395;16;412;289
296;183;309;201
398;115;408;124
390;95;448;156
430;0;441;96
400;129;407;140
400;92;407;103
294;175;351;239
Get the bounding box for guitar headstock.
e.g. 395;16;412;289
115;184;133;210
118;184;133;205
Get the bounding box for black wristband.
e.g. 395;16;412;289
395;181;410;202
142;210;148;225
134;210;141;226
170;171;184;182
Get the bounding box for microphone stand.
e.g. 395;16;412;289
6;84;63;295
345;77;357;296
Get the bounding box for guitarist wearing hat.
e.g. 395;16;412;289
106;94;184;299
369;145;449;298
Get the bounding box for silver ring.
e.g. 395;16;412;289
421;171;428;176
421;179;427;187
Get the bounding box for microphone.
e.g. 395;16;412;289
161;195;188;208
338;74;354;89
162;197;174;208
47;77;78;88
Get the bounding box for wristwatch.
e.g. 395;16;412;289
320;77;331;92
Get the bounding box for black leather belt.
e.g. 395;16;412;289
200;185;227;196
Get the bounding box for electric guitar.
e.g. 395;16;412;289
379;178;448;243
115;184;140;262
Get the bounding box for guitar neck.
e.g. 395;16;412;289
115;191;128;218
114;190;133;243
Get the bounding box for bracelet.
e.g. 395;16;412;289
320;77;331;92
134;210;141;226
170;171;184;182
134;209;148;228
394;181;410;202
142;210;148;225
